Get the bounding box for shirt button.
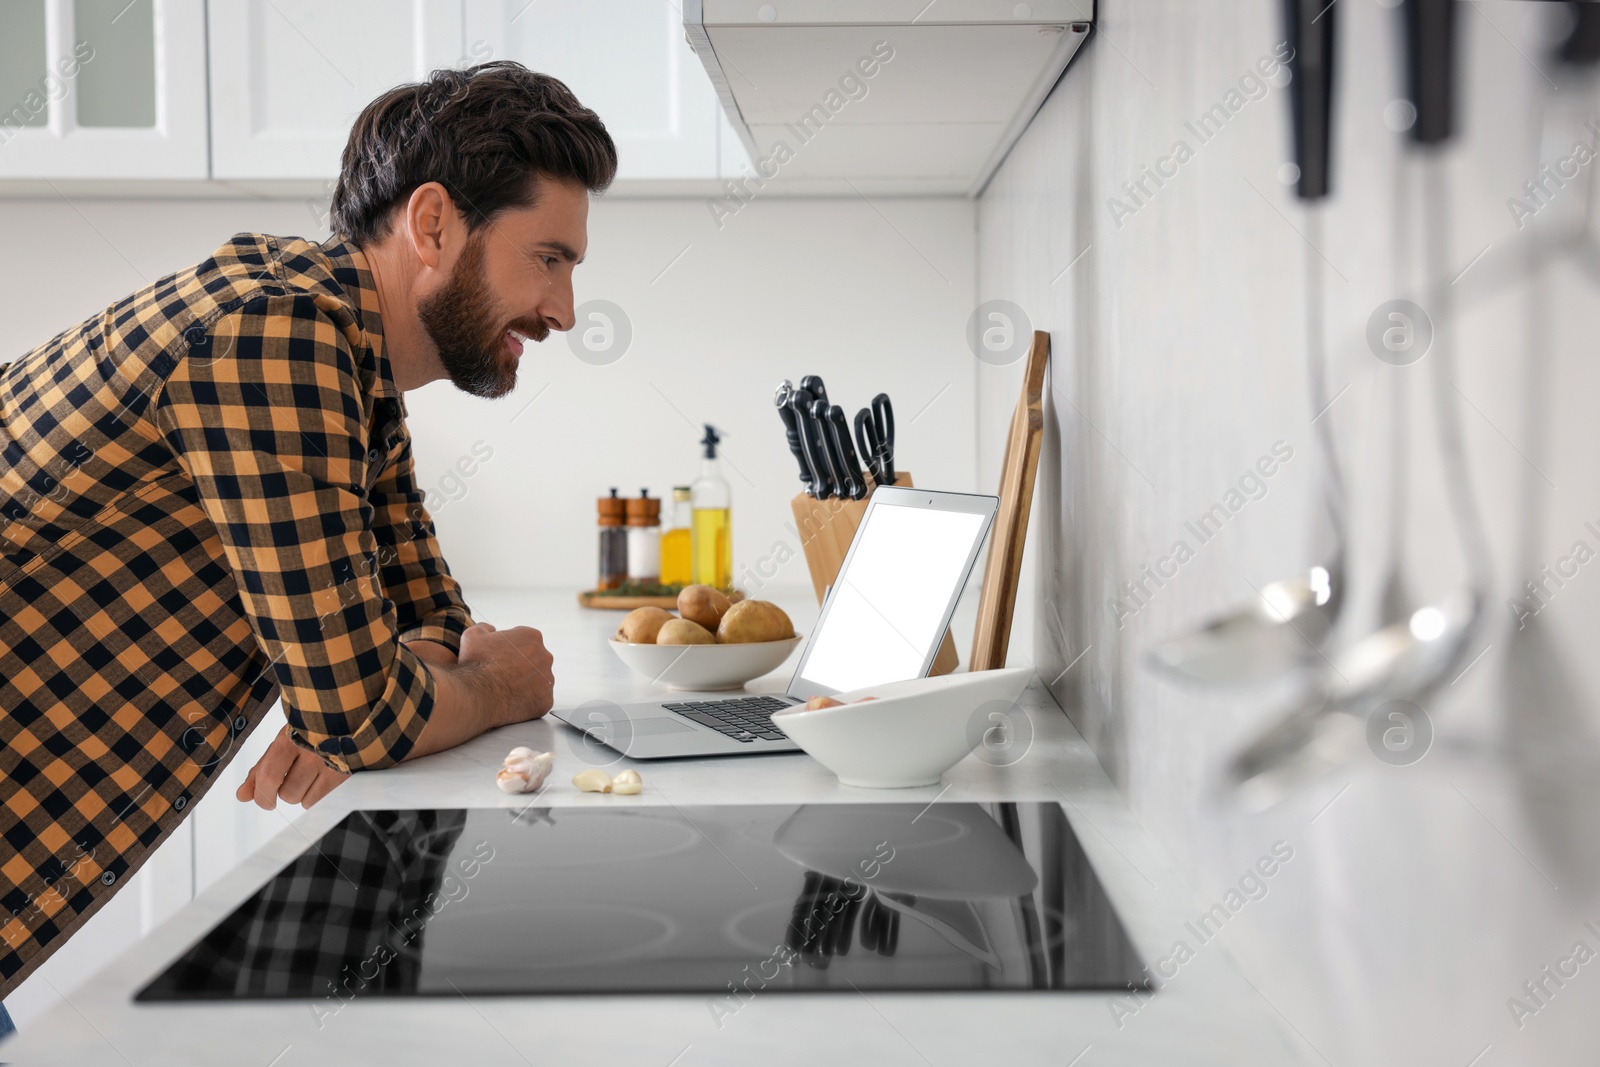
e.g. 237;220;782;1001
100;871;116;886
234;715;248;732
174;796;188;811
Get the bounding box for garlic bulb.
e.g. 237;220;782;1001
496;749;554;794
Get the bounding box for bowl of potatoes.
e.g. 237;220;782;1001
609;585;803;691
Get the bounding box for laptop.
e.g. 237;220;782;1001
550;485;999;759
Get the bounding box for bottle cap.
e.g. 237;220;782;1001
701;424;722;459
597;487;625;526
625;489;661;526
672;486;691;501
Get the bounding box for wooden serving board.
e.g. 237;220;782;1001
577;592;679;610
969;330;1049;672
578;589;747;611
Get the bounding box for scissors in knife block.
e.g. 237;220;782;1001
854;392;896;486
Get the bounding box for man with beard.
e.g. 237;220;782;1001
0;61;616;1005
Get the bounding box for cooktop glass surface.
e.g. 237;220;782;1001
138;802;1145;1001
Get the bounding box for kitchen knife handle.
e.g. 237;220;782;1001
811;398;853;501
826;404;867;500
800;374;828;406
792;389;832;499
1282;0;1337;200
1401;0;1456;145
774;383;814;493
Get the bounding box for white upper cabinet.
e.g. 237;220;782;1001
0;0;209;179
464;0;730;182
206;0;733;185
208;0;468;180
0;0;737;186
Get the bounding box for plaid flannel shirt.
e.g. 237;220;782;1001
0;233;474;996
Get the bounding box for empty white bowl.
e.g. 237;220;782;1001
771;668;1036;788
608;635;804;691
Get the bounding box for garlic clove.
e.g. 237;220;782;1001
611;768;643;794
505;746;538;763
572;769;613;793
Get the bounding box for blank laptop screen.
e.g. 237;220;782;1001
794;502;987;694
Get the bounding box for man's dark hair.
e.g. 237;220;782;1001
331;61;617;245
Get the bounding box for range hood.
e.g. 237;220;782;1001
684;1;1093;197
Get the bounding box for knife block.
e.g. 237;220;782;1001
788;471;960;677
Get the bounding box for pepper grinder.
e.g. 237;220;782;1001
597;488;627;590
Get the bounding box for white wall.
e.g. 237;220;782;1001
978;1;1600;1063
0;193;977;599
0;190;976;1023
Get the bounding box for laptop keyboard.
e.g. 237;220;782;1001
661;695;803;742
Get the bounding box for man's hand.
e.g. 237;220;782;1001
456;622;555;720
237;727;349;810
406;622;556;759
235;626;555;805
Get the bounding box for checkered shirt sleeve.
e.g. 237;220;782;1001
156;293;461;773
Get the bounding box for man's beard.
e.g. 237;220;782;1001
416;232;547;399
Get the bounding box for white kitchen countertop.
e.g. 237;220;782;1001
2;589;1308;1066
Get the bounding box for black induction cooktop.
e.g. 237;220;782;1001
137;802;1146;1002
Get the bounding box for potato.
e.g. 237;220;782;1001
656;618;716;645
615;606;674;644
678;584;730;630
716;599;789;644
754;600;793;639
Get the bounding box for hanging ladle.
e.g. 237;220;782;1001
1148;0;1344;686
1226;0;1493;806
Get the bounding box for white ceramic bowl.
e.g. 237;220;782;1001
771;668;1035;788
608;635;804;691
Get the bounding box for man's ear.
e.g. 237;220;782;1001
404;182;456;271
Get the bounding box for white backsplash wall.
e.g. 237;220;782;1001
0;193;977;599
979;0;1600;1062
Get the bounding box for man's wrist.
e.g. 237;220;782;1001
440;657;516;729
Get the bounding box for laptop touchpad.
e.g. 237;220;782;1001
627;718;699;736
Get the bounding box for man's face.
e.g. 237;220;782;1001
416;177;588;398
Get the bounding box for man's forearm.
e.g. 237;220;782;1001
408;657;514;759
400;627;554;760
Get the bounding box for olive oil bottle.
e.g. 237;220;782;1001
690;425;732;589
660;486;693;586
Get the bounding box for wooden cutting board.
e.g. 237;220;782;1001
969;330;1049;672
578;589;746;610
576;591;680;610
